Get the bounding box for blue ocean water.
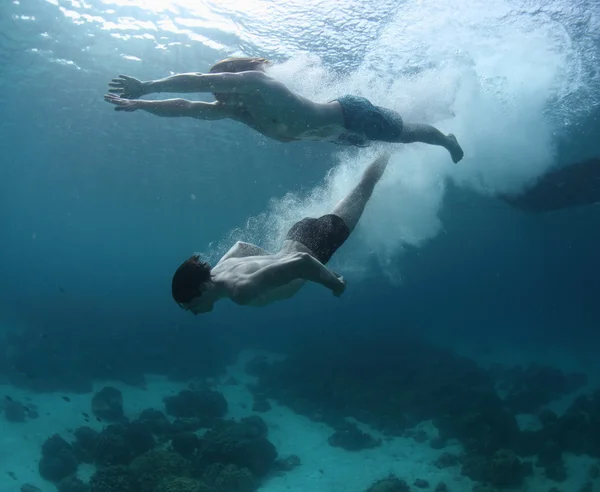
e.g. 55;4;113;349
1;0;600;490
2;0;599;358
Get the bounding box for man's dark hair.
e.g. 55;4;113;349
172;255;212;304
208;56;270;103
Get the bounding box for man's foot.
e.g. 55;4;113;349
446;134;464;163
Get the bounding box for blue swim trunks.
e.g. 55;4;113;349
332;95;403;147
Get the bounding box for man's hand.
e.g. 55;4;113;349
108;75;147;99
104;93;141;112
332;276;346;297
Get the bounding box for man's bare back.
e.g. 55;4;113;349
211;74;346;143
210;240;315;308
104;57;464;162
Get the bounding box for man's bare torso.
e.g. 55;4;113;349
211;239;313;307
221;74;346;143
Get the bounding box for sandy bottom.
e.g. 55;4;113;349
1;349;598;492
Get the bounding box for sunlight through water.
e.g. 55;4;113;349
4;0;600;282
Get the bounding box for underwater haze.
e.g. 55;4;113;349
2;0;599;351
2;0;600;490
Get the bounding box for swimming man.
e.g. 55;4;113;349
172;152;391;313
104;57;464;163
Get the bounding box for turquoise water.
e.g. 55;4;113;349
3;2;600;492
1;0;600;408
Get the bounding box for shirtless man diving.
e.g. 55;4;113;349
171;152;391;314
104;57;464;163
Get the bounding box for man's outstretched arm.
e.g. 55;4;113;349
108;71;269;99
104;94;228;120
231;252;345;305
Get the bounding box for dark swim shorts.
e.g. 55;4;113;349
332;95;404;147
285;214;350;264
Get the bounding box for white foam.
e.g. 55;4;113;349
216;0;585;282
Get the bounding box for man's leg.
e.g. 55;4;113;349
331;153;391;232
400;123;464;164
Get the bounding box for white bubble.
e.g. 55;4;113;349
210;0;583;282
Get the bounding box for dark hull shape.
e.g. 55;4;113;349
501;158;600;212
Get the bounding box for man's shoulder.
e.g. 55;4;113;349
238;70;272;80
238;71;287;91
218;241;266;261
236;70;273;85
